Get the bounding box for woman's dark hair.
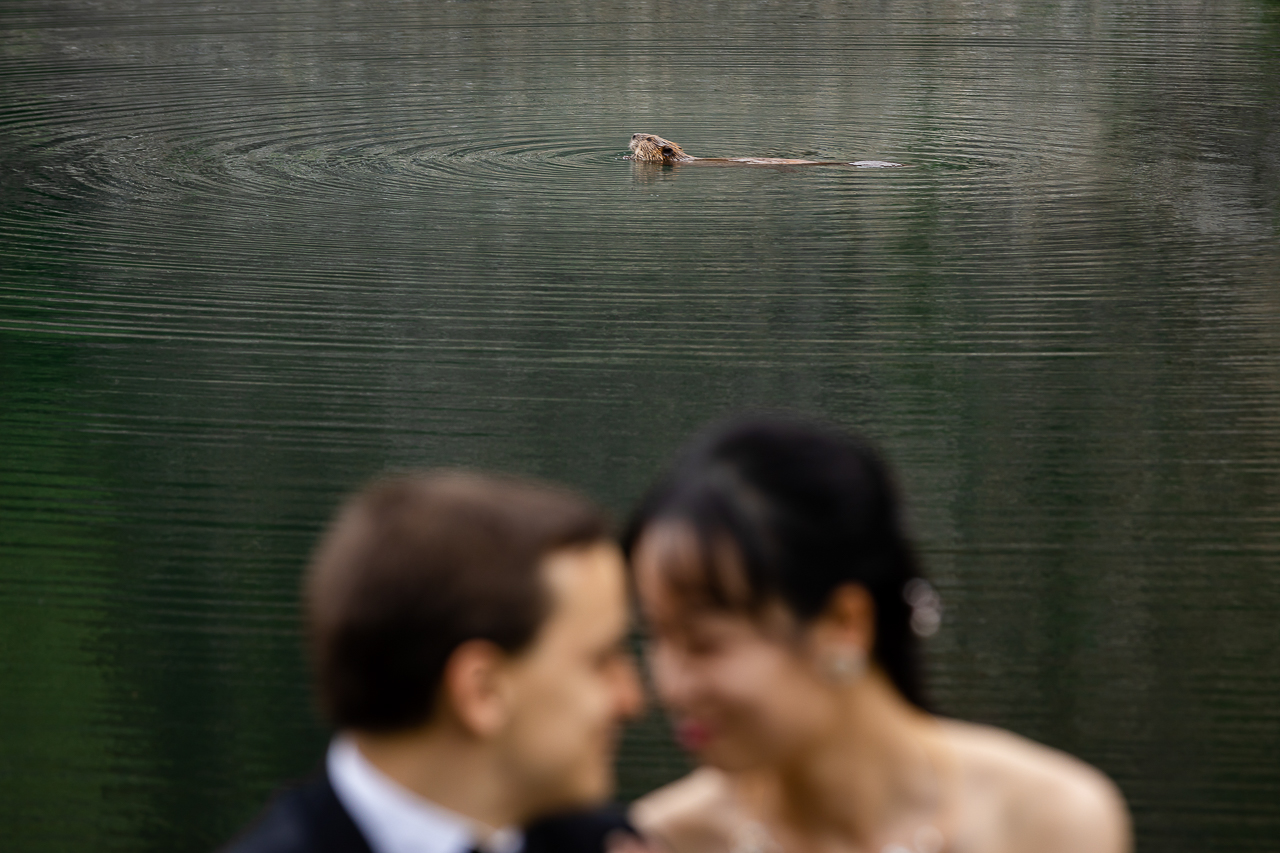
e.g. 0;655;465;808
623;415;929;709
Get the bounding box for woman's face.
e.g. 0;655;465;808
632;522;838;771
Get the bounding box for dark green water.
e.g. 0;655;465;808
2;0;1279;850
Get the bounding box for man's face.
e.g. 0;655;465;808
496;540;643;819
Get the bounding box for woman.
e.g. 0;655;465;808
623;416;1130;853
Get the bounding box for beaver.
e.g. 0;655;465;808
627;133;903;168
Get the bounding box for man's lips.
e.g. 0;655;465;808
674;720;713;751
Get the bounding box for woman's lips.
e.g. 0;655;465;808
675;720;713;751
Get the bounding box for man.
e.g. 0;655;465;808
222;471;645;853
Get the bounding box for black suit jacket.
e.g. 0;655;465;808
220;770;372;853
220;768;638;853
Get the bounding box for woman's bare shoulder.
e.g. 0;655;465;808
629;767;740;853
940;719;1132;853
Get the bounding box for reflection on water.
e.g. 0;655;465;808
2;1;1279;850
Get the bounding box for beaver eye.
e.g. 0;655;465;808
662;146;674;155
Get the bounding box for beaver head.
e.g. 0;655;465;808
629;133;693;163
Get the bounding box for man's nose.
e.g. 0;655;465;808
614;656;646;720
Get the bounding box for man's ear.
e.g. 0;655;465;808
439;639;512;738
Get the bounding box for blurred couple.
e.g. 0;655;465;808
223;415;1131;853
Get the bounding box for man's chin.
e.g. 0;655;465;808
566;773;614;809
527;772;614;820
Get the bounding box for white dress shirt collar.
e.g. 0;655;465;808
327;736;523;853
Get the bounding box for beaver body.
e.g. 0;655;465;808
627;133;903;168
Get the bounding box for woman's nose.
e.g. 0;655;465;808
648;643;696;708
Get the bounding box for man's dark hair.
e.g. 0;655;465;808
623;414;929;710
306;471;609;732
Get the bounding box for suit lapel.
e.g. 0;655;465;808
301;770;376;853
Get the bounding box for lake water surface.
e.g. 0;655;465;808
2;1;1279;850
